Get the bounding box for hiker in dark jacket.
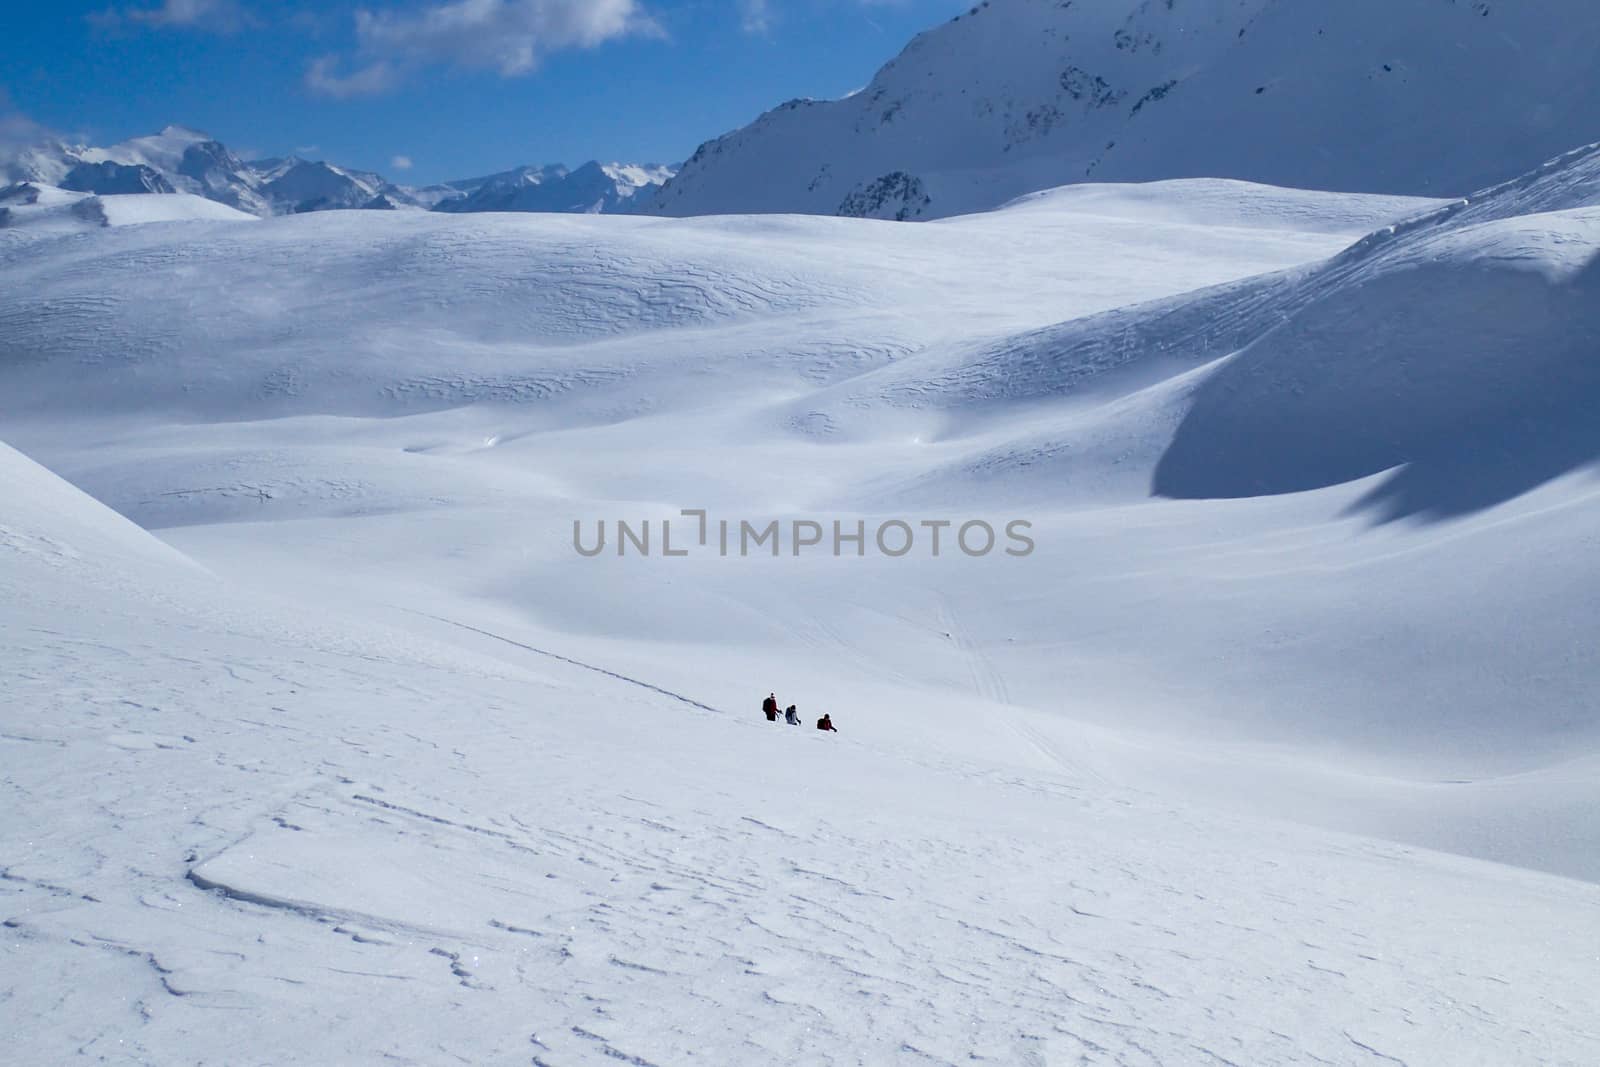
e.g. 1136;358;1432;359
762;693;779;722
816;714;837;733
784;704;800;725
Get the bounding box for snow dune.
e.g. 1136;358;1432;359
4;160;1600;1061
0;179;1409;420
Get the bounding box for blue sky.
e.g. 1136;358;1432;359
3;0;968;184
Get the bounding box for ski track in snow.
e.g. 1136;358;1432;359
403;610;724;716
937;594;1012;707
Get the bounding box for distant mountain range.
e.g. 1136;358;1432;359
1;125;675;218
432;161;676;215
648;0;1600;220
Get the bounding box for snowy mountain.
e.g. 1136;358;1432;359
1;125;672;218
432;160;675;214
247;154;401;213
651;0;1600;220
0;126;409;216
418;162;566;206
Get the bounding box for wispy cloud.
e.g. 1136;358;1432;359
0;92;62;162
739;0;913;37
739;0;772;35
305;55;399;99
307;0;656;97
90;0;251;33
390;154;414;170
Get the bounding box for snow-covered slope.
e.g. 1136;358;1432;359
6;433;1597;1064
0;442;199;577
0;182;256;234
651;0;1600;220
7;149;1600;1061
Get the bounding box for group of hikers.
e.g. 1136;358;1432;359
762;692;836;733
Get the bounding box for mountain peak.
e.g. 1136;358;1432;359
157;124;212;141
650;0;1600;220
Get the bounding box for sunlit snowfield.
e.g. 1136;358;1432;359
5;162;1600;1063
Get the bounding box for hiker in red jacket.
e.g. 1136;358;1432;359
816;714;837;733
762;693;779;722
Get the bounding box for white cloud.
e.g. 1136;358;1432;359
307;0;655;95
0;97;54;155
91;0;250;32
131;0;227;23
305;55;399;99
739;0;771;34
391;154;414;170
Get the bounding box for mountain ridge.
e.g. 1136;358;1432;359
2;124;674;218
648;0;1600;220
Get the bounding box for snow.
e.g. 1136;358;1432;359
993;179;1441;236
0;185;257;235
651;0;1600;219
5;160;1600;1064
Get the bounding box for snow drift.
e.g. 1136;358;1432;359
1156;218;1600;517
